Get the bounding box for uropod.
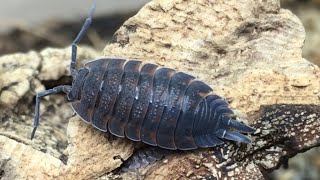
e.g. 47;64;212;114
31;1;255;150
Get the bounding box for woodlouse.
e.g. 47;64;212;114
31;1;255;150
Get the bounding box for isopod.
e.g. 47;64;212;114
31;1;255;150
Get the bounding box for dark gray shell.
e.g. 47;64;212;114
71;58;255;150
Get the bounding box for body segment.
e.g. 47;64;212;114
125;64;158;141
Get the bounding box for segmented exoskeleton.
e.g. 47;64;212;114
31;0;255;150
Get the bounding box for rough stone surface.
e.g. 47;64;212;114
0;117;134;179
0;0;319;179
0;51;42;107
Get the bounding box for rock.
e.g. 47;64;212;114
0;51;41;107
1;0;319;179
0;116;134;179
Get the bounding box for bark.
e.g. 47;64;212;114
0;0;319;179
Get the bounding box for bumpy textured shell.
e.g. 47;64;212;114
71;58;254;150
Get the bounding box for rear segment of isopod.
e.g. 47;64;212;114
192;95;255;148
193;95;225;147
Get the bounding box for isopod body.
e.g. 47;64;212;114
31;1;254;150
69;58;254;150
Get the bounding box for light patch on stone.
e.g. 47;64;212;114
245;163;256;171
203;162;216;176
227;163;238;170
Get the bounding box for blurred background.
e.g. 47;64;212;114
0;0;319;179
0;0;149;54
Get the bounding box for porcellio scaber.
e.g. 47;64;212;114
31;1;255;150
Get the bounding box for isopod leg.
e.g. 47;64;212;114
70;0;96;77
31;85;71;140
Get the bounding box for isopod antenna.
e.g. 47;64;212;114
31;0;97;140
70;0;97;78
